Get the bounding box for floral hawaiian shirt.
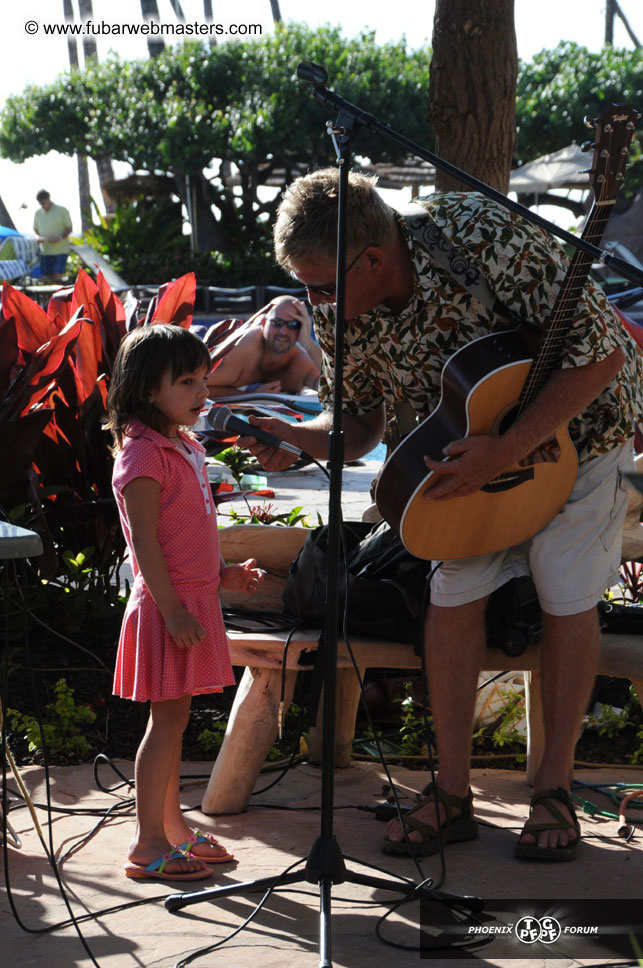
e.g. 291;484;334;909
314;192;642;464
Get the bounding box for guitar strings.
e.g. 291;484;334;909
517;124;620;415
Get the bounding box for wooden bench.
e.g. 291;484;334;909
202;513;643;816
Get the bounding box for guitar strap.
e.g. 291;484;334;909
400;202;523;325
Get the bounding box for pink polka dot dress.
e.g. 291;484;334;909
112;420;234;702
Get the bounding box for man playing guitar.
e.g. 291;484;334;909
240;165;641;862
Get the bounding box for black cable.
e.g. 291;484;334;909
2;560;102;965
171;857;307;968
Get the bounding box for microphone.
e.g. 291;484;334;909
207;406;308;459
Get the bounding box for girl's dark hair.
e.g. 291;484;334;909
106;324;211;450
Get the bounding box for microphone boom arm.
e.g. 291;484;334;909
297;61;643;287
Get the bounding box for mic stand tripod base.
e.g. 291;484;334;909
164;833;483;912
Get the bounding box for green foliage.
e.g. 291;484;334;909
516;43;643;195
631;724;643;765
8;678;96;761
226;503;319;528
0;26;431;259
490;689;527;751
80;195;278;286
196;720;227;755
395;682;430;756
210;446;250;487
588;701;634;740
83;194;191;283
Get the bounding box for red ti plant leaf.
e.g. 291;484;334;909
1;281;56;361
46;286;75;326
6;310;84;420
69;273;104;387
69;314;101;408
96;271;126;368
0;316;19;404
151;272;196;329
0;410;53;510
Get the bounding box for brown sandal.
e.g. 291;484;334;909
515;787;581;861
382;782;478;857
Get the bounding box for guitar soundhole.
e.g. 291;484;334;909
481;468;535;493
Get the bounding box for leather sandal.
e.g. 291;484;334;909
514;787;581;861
381;782;478;857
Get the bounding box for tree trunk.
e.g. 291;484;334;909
203;0;216;46
169;0;186;19
269;1;282;23
605;0;617;44
64;0;92;231
74;0;116;217
429;0;517;193
141;0;165;57
173;171;229;253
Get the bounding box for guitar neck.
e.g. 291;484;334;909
519;198;613;408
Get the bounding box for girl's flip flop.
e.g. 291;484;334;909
124;849;213;881
174;828;235;864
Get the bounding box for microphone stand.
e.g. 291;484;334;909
165;64;483;966
299;63;643;288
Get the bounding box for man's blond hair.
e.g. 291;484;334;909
273;168;397;269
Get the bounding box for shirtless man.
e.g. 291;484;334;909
206;296;321;397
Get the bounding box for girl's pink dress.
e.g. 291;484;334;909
112;420;234;702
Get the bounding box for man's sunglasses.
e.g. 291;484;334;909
290;245;372;297
267;317;302;330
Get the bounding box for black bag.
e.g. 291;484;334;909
283;521;545;657
597;600;643;634
282;520;430;644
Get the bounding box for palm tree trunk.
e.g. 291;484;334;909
203;0;216;46
77;0;116;215
64;0;92;231
429;0;517;193
141;0;165;57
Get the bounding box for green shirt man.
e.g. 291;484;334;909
33;189;72;281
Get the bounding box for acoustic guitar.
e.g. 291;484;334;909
375;104;639;560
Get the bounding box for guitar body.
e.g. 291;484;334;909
375;330;579;560
375;105;637;561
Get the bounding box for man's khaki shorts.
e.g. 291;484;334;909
430;441;635;616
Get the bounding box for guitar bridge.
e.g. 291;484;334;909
481;469;535;493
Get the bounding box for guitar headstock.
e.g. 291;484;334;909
581;104;640;201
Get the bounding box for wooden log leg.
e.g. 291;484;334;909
629;677;643;709
308;667;364;768
201;665;297;815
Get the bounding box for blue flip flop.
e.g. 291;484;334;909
124;848;213;881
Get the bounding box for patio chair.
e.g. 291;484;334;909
0;232;39;284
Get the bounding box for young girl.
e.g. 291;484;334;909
107;324;263;882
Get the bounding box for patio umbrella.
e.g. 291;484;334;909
509;144;590;194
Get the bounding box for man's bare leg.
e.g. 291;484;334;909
518;607;600;850
386;598;487;844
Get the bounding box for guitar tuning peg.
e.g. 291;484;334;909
584;114;597;129
580;140;595;153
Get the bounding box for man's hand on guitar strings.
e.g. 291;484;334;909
422;434;515;500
